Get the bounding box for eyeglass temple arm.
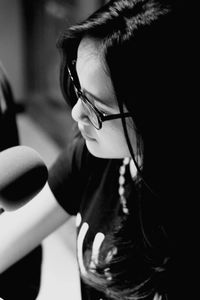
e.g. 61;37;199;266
101;112;132;121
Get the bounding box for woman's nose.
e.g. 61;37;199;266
71;98;89;124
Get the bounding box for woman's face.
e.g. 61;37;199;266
71;36;137;159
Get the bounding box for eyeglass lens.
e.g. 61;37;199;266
74;87;100;129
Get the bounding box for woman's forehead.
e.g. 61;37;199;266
77;36;102;57
76;37;117;106
77;37;104;71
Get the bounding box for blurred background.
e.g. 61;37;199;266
0;1;108;299
0;0;108;149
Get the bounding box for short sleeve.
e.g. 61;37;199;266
48;133;89;215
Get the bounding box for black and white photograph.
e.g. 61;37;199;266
0;1;192;300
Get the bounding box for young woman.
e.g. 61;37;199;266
0;1;186;299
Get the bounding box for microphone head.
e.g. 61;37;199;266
0;146;48;211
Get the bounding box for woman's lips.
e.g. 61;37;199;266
80;131;96;141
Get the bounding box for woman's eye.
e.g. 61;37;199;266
93;102;108;115
83;91;110;115
86;98;107;114
98;108;107;115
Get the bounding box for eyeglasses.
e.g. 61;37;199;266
67;59;132;130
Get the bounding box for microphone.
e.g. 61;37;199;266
0;146;48;213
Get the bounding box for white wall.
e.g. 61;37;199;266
0;0;25;100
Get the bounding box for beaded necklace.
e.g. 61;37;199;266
119;157;130;215
119;157;138;215
98;158;139;298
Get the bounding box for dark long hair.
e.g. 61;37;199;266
57;0;182;298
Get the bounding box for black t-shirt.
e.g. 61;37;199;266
48;133;133;300
48;131;176;300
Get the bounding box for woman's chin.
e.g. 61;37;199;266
85;141;103;158
85;141;126;159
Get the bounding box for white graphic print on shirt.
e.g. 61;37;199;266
76;212;106;278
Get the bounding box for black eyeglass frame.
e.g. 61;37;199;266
67;59;132;130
